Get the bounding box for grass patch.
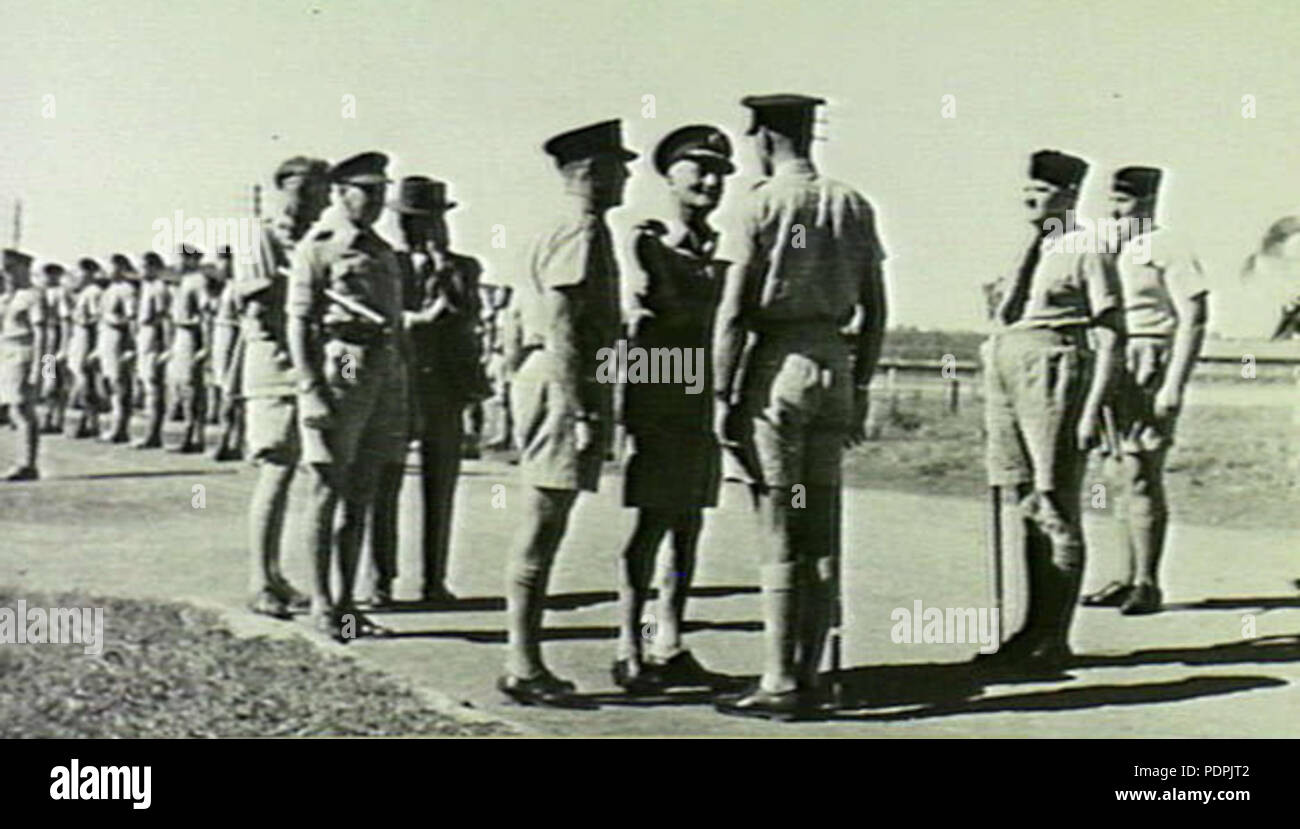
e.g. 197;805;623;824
0;591;516;738
844;387;1297;532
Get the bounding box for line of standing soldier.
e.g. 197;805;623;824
0;243;235;479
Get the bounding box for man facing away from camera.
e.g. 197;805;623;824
712;95;888;720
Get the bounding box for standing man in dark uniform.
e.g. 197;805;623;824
712;95;889;720
499;120;635;705
978;150;1122;672
371;175;484;605
287;151;407;640
612;125;734;692
231;156;331;618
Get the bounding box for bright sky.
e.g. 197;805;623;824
3;0;1298;334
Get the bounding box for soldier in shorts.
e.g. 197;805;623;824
711;96;888;720
0;249;47;480
66;258;106;439
98;254;138;444
211;249;245;462
499;120;635;705
287;151;407;640
38;262;70;434
167;245;210;452
1081;167;1209;615
976;150;1122;673
133;252;172;449
233;156;331;619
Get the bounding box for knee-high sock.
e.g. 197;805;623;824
504;489;573;678
760;562;800;694
248;461;294;594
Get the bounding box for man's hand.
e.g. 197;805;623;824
1076;407;1100;452
574;418;596;455
847;386;870;446
1152;383;1182;422
298;387;334;429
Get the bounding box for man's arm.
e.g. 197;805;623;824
285;245;332;427
1156;290;1208;419
712;259;750;404
853;259;887;387
28;293;47;385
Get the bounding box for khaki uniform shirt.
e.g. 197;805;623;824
716;158;886;330
1116;227;1208;338
515;199;621;415
0;286;46;345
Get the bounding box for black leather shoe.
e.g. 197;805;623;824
497;673;581;707
611;659;662;695
1081;580;1133;607
1;465;39;482
647;650;725;689
971;628;1042;669
1120;583;1162;615
713;684;805;721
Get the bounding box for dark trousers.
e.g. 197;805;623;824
418;393;464;593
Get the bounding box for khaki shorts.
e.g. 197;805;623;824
512;349;611;492
1114;336;1177;455
98;326;133;387
247;395;299;464
0;345;35;406
136;351;165;386
741;334;852;489
299;341;409;468
982;327;1091;490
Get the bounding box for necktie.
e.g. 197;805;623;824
998;236;1042;325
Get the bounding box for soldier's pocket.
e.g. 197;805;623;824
764;353;822;426
1041;344;1088;409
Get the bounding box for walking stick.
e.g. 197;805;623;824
987;485;1004;648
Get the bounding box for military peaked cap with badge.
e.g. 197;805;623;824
542;120;638;167
653;125;735;175
329;152;391;186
